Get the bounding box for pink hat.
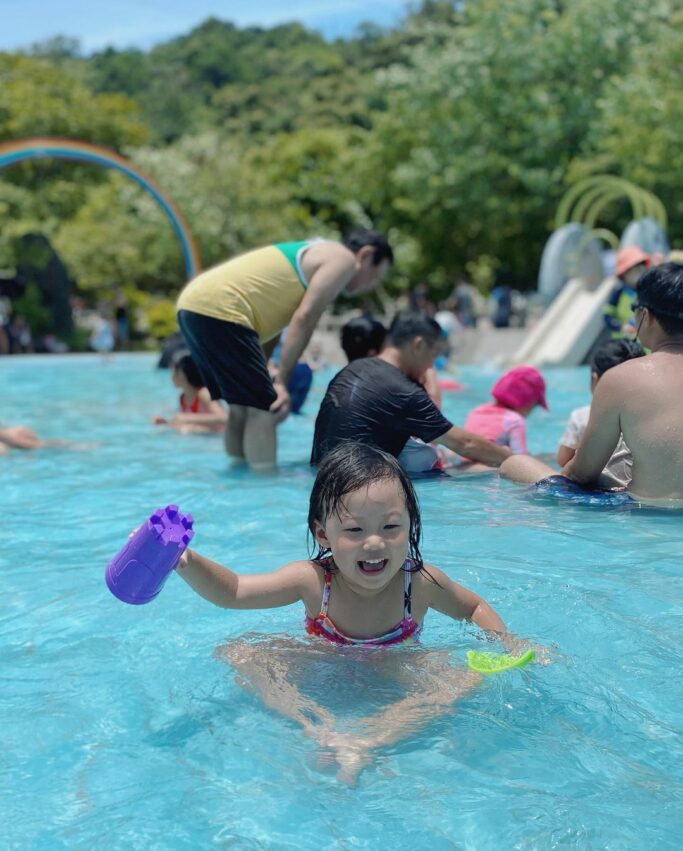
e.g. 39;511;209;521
615;246;650;279
492;366;548;411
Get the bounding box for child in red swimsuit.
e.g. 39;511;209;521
153;352;227;434
172;442;542;782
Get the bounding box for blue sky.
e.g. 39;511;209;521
2;0;410;53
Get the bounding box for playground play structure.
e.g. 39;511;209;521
511;176;670;367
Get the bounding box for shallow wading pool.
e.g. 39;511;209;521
1;354;681;849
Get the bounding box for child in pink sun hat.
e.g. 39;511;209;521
464;366;548;455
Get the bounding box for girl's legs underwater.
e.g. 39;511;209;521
218;637;335;740
218;639;482;784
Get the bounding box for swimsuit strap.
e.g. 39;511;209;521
319;564;333;617
403;562;413;618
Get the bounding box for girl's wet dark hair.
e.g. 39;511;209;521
591;339;645;376
172;351;204;388
308;442;423;572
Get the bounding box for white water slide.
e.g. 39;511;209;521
509;222;609;367
512;274;615;367
511;218;669;367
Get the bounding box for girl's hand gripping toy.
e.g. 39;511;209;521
105;505;194;605
466;649;535;674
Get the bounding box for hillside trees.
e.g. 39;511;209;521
359;0;675;285
1;0;682;343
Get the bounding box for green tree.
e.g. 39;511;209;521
0;53;151;312
360;0;673;284
572;3;683;244
0;53;148;146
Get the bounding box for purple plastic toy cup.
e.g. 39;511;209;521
105;504;194;604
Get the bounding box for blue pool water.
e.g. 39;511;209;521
2;354;682;849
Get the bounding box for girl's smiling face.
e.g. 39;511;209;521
313;478;410;594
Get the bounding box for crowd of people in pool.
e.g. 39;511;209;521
169;232;683;501
4;231;683;506
160;235;683;779
5;230;683;781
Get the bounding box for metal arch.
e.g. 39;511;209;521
570;177;643;224
555;176;609;229
584;187;644;229
587;228;620;249
555;174;667;230
0;136;202;280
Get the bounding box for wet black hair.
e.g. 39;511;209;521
172;351;204;388
591;339;645;376
340;316;387;362
635;262;683;336
386;310;442;348
308;442;423;572
342;228;394;267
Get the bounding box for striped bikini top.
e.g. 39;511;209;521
304;558;420;646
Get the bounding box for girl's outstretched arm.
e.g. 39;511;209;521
424;565;550;659
423;564;507;633
176;551;313;610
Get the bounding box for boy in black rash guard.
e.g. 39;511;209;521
311;311;511;468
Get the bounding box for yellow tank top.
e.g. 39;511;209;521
176;243;310;342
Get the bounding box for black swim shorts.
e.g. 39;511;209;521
177;310;277;411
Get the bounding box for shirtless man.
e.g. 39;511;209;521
502;263;683;503
176;230;392;471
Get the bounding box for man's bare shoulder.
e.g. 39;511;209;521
303;241;355;272
615;351;682;381
299;242;358;301
598;355;650;390
597;353;683;415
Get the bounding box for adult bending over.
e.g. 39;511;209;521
176;230;393;470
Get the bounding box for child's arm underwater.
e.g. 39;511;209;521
167;409;227;429
0;425;67;449
153;400;228;430
176;549;314;610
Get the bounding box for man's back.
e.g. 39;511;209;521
610;351;683;500
310;357;451;464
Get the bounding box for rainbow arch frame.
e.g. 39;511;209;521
0;137;201;279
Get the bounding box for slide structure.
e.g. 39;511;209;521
513;177;670;367
511;274;615;367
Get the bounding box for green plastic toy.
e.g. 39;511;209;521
466;649;535;674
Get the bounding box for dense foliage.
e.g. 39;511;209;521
1;0;681;340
